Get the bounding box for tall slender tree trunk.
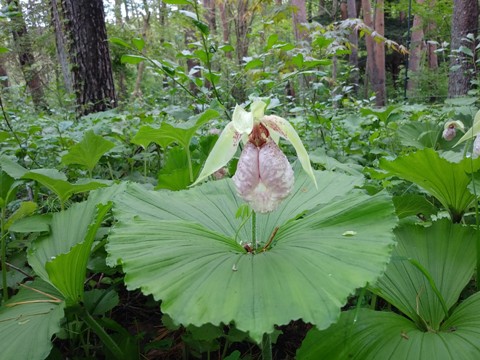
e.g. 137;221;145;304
132;12;150;98
374;0;386;105
203;0;216;33
292;0;308;43
115;0;123;25
347;0;359;92
0;56;9;89
233;0;254;102
7;0;46;110
362;0;386;106
218;0;230;52
448;0;477;97
51;0;72;94
61;0;117;116
407;0;425;91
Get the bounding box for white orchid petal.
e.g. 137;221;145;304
192;121;241;186
250;100;267;120
232;104;254;134
262;115;317;189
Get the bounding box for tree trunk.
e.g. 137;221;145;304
7;0;46;110
61;0;117;116
114;0;123;25
218;0;230;44
132;12;150;98
373;0;386;106
0;56;9;89
234;0;250;65
232;0;253;102
448;0;478;97
407;0;425;91
340;1;348;19
347;0;359;92
203;0;216;33
292;0;308;43
362;0;386;106
51;0;72;94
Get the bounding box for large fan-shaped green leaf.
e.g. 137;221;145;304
61;130;115;173
298;220;479;359
297;292;480;360
27;186;120;302
373;220;476;330
380;148;480;222
0;279;65;360
106;169;396;343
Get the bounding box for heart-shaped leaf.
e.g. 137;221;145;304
61;130;115;173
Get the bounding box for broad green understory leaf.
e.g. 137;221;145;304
61;130;115;173
380;148;480;222
374;220;477;330
297;220;478;359
0;156;108;205
297;296;480;360
27;186;120;304
0;279;65;360
106;167;397;343
131;109;219;150
392;194;437;220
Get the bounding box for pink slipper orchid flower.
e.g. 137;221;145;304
192;100;317;213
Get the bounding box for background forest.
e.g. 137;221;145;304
1;0;480;359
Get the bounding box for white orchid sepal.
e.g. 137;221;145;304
262;114;317;189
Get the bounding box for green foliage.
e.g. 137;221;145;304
380;148;480;222
61;130;115;175
297;220;480;359
0;1;479;358
106;166;396;343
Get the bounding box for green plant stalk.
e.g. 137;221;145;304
252;211;257;250
408;258;449;319
1;234;7;303
186;146;193;183
1;207;7;302
468;152;480;291
192;2;223;106
261;333;272;360
78;307;125;360
234;210;252;242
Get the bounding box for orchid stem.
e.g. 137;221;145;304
261;333;272;360
252;210;257;250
